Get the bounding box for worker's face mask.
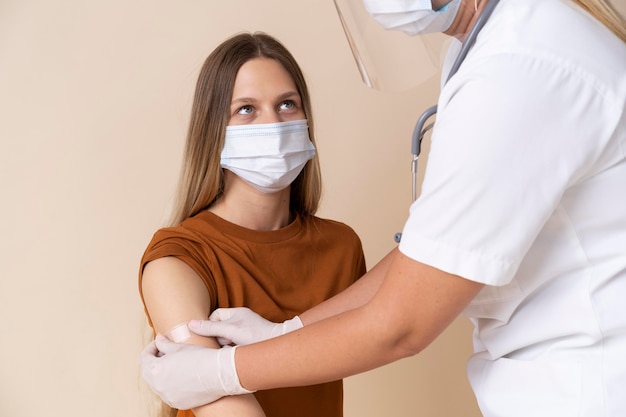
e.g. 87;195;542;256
221;119;315;194
363;0;461;35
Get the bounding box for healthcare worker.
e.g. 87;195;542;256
140;0;626;415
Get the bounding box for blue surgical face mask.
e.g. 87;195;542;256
363;0;461;35
220;119;316;194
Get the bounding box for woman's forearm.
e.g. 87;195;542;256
192;394;265;417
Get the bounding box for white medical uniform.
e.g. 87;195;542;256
398;0;626;415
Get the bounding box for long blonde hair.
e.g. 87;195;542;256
168;32;322;227
573;0;626;42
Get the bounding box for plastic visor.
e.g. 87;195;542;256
333;0;453;93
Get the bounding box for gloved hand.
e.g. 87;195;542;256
189;307;303;346
139;334;254;410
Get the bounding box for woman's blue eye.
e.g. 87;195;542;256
237;105;254;115
279;101;296;111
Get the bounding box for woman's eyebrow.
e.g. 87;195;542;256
276;91;300;101
231;91;300;106
231;97;256;106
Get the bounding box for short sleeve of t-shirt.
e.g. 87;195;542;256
139;226;220;325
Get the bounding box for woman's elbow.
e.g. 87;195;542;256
391;328;433;359
372;316;435;361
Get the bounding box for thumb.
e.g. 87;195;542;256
139;339;168;375
153;333;183;354
189;319;233;346
209;308;231;321
188;319;218;336
139;340;159;363
209;307;249;322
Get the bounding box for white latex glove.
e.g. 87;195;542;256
139;334;254;410
189;307;303;346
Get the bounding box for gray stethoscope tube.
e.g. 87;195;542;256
395;0;500;243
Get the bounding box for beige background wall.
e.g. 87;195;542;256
1;0;515;416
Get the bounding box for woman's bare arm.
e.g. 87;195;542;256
142;257;265;416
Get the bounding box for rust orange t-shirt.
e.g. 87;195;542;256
139;210;366;417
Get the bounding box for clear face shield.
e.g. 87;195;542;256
333;0;501;242
333;0;454;93
333;0;455;218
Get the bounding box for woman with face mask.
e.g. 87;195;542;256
141;1;626;416
138;32;366;417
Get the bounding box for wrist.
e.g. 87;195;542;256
216;345;256;395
